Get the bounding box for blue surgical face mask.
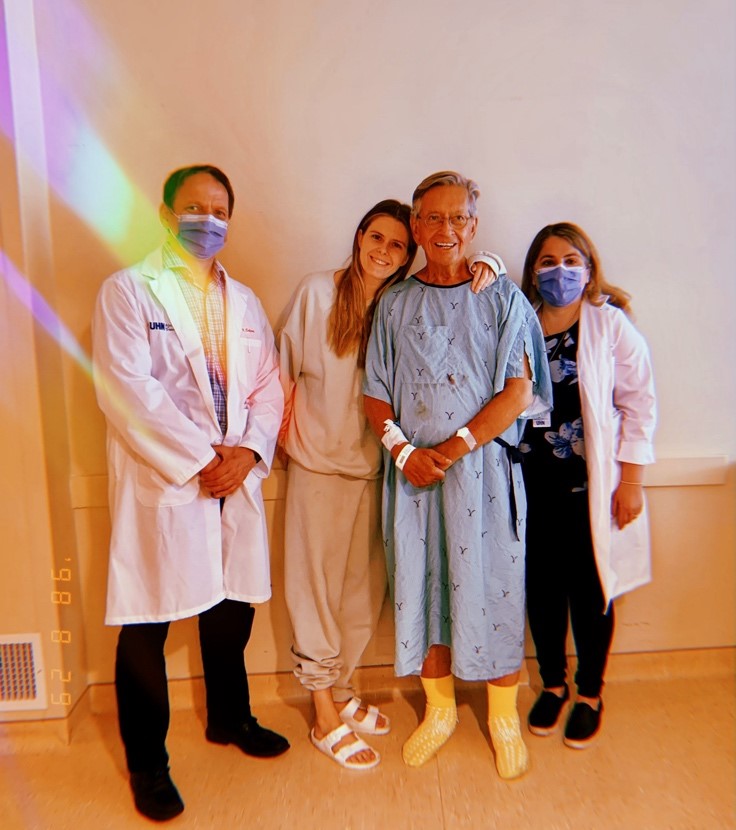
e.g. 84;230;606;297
174;213;228;259
535;264;588;307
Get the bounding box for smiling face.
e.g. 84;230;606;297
357;215;410;285
410;185;477;270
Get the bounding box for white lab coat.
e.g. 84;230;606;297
577;299;657;604
92;247;283;625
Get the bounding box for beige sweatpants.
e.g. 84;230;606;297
284;461;387;702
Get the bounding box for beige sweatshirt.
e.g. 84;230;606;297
278;270;382;479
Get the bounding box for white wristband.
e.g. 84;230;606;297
455;426;477;451
382;419;409;451
395;444;416;471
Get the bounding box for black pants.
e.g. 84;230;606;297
115;599;255;773
525;488;614;699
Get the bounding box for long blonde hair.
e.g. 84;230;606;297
329;200;417;367
521;222;632;316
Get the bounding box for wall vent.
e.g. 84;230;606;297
0;634;47;711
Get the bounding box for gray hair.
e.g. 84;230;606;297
411;170;481;218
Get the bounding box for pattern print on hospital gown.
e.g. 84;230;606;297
364;275;552;681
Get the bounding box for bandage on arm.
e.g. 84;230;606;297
381;418;409;450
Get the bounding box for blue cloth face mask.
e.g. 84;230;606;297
535;265;588;307
175;213;228;259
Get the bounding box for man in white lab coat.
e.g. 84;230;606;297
93;165;287;822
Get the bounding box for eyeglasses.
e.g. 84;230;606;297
417;213;473;229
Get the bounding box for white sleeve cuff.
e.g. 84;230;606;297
468;251;507;276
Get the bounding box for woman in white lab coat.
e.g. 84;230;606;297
519;222;656;749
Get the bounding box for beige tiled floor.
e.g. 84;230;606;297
1;670;734;830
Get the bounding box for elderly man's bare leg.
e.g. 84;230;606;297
487;674;529;780
402;645;458;767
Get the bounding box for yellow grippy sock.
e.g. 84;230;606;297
422;675;456;708
487;683;529;780
402;676;457;767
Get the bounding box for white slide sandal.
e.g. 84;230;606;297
310;723;380;769
339;697;391;735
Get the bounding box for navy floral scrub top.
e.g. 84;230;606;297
521;321;588;496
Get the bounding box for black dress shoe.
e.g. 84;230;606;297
206;716;290;758
129;767;184;822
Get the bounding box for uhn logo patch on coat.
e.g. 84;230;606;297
148;321;174;331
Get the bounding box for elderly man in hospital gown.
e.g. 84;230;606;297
93;165;287;822
364;171;552;780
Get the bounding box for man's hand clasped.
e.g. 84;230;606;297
398;435;472;489
200;445;258;498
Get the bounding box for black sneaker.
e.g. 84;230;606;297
563;700;603;749
129;767;184;822
528;685;570;736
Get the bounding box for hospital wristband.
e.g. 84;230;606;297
382;419;409;451
455;426;477;451
395;444;416;471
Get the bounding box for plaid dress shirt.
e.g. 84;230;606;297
163;243;228;435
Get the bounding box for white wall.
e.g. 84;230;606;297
31;0;736;462
1;0;734;714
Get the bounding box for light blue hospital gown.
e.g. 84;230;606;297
363;275;552;681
